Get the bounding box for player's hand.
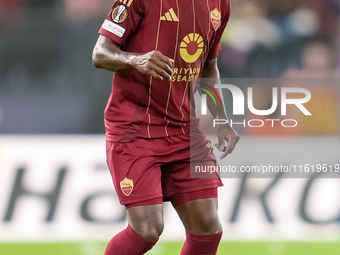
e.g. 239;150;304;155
133;50;174;81
215;123;240;159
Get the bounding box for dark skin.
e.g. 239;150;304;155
93;35;240;242
93;35;174;81
199;55;240;159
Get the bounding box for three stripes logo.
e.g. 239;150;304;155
160;8;179;21
118;0;134;7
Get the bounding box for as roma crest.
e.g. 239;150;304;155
210;8;221;30
120;177;134;196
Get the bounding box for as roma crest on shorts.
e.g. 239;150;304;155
120;177;134;196
112;4;129;24
210;8;221;30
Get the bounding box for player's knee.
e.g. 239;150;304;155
203;217;223;234
189;215;223;235
127;204;164;242
138;221;164;242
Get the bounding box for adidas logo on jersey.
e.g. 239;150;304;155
160;8;179;21
118;0;133;7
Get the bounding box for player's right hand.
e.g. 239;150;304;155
132;50;174;81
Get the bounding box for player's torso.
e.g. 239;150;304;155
118;0;223;112
106;0;226;140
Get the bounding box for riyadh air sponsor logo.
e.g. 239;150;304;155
180;33;204;63
171;67;201;82
160;8;179;21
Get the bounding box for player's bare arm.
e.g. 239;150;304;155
201;58;240;159
92;35;173;81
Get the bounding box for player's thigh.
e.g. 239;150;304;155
106;140;163;206
174;197;222;235
127;204;164;242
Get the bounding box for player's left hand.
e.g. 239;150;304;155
215;123;240;159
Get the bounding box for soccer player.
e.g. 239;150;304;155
92;0;239;254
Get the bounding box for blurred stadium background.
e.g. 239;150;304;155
0;0;340;254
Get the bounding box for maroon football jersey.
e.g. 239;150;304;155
99;0;230;142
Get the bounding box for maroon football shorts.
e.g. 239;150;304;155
106;130;223;208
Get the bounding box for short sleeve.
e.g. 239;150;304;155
207;1;231;59
98;0;144;45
